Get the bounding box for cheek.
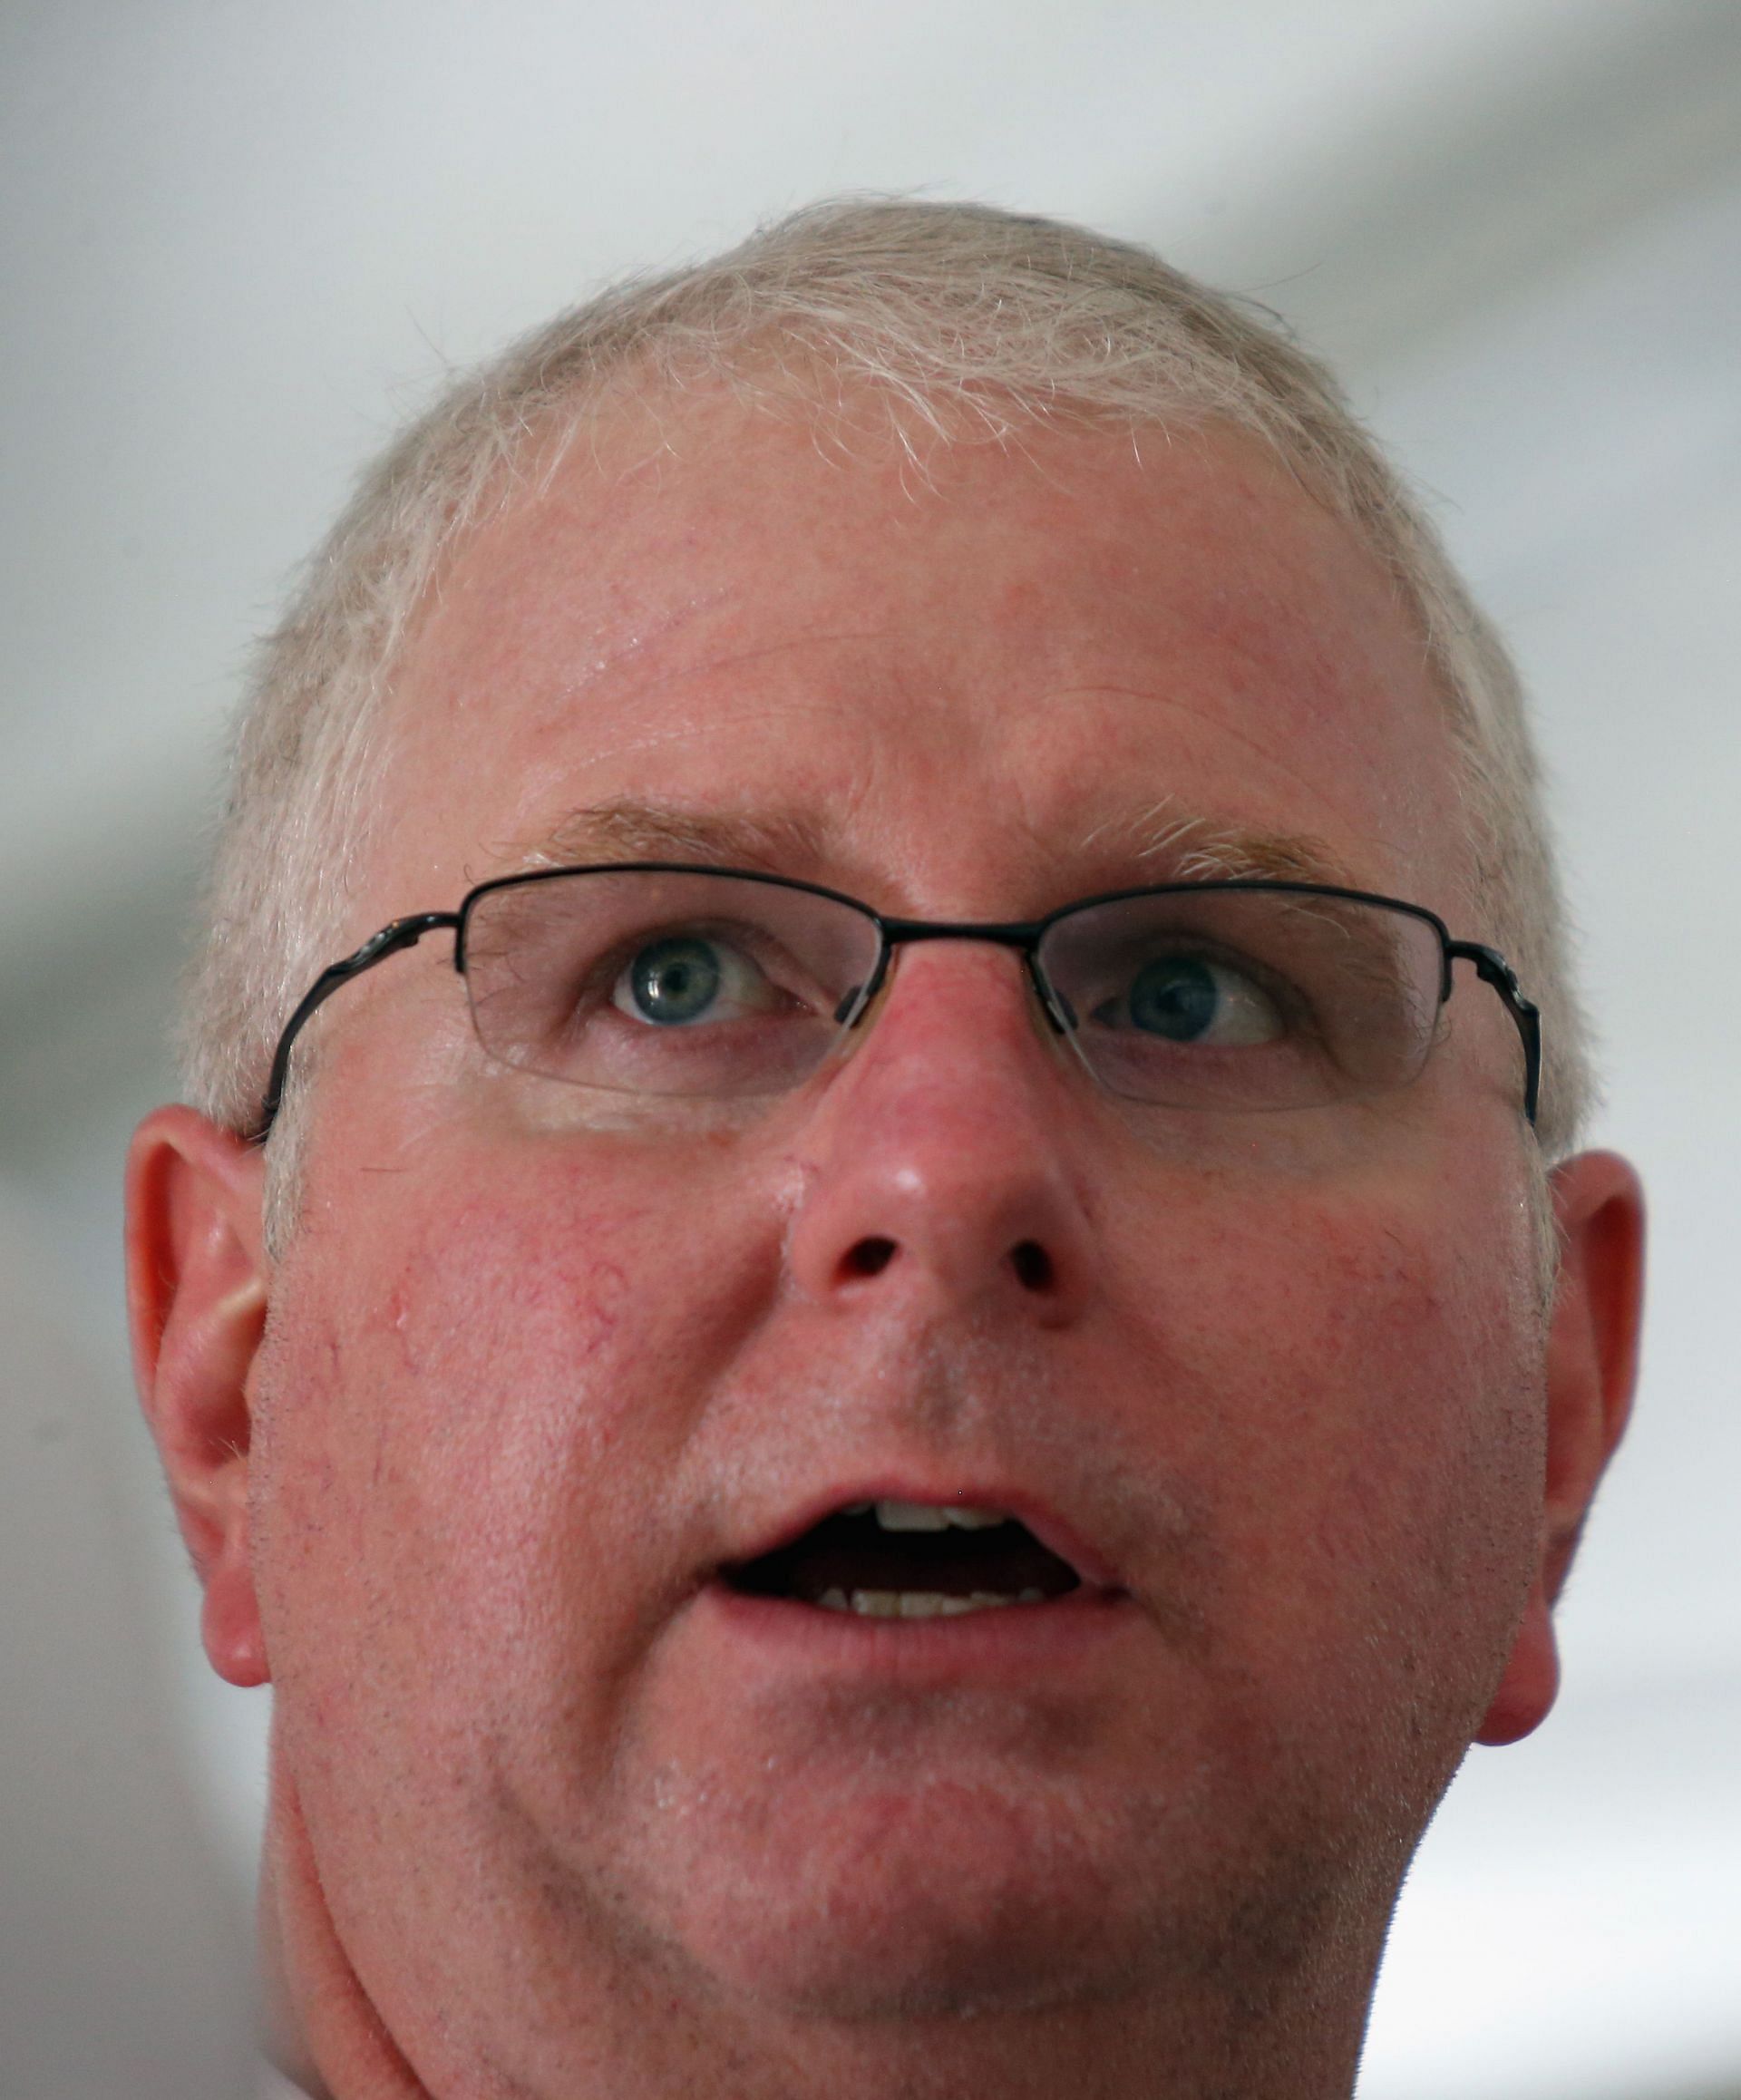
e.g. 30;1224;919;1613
248;1137;777;1761
1112;1162;1547;1730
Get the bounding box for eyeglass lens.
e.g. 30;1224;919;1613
456;869;1448;1112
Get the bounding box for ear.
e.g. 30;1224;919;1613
125;1104;271;1688
1476;1149;1645;1745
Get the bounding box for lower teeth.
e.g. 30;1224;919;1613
815;1588;1048;1618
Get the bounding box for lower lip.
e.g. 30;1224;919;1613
697;1580;1141;1683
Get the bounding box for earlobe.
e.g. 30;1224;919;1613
125;1104;272;1687
1475;1149;1646;1746
1474;1581;1559;1746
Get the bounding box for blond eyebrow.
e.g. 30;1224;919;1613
491;795;1366;902
493;798;836;880
1080;801;1365;891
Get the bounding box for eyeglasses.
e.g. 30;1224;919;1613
251;863;1542;1141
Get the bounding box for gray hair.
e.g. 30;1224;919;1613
182;196;1590;1246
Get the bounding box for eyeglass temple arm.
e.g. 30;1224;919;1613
250;913;460;1143
1447;941;1542;1128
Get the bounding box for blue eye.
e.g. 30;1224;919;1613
1129;957;1217;1040
610;932;791;1028
619;937;725;1025
1093;954;1280;1045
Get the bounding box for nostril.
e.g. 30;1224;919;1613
841;1235;898;1279
1009;1240;1055;1293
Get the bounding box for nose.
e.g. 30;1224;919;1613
783;944;1099;1326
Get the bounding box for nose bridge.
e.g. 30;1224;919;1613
848;936;1056;1103
784;938;1097;1322
880;914;1040;956
855;915;1057;1033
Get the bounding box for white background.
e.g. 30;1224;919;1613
2;5;1737;2095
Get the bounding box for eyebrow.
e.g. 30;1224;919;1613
491;795;1367;902
1077;801;1366;892
496;798;838;880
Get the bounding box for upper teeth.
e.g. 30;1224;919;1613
850;1500;1011;1531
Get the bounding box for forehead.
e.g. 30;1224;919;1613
372;387;1468;918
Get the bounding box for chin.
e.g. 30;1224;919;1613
727;1908;1145;2027
634;1766;1170;2024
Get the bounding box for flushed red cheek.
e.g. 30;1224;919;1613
1129;1183;1530;1595
248;1237;640;1812
263;1152;767;1662
374;1168;720;1427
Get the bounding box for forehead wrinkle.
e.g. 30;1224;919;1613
544;583;734;693
539;623;907;730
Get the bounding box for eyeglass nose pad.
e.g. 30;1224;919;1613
841;951;1078;1045
822;969;903;1077
1026;958;1076;1036
833;982;870;1027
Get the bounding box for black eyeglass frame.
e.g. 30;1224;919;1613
250;862;1543;1141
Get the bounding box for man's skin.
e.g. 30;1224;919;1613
126;388;1644;2099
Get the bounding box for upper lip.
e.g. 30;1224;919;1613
717;1480;1129;1593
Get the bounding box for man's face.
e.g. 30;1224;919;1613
248;395;1548;2076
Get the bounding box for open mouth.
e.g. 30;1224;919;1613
722;1501;1086;1619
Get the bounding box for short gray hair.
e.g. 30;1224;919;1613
183;195;1590;1239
